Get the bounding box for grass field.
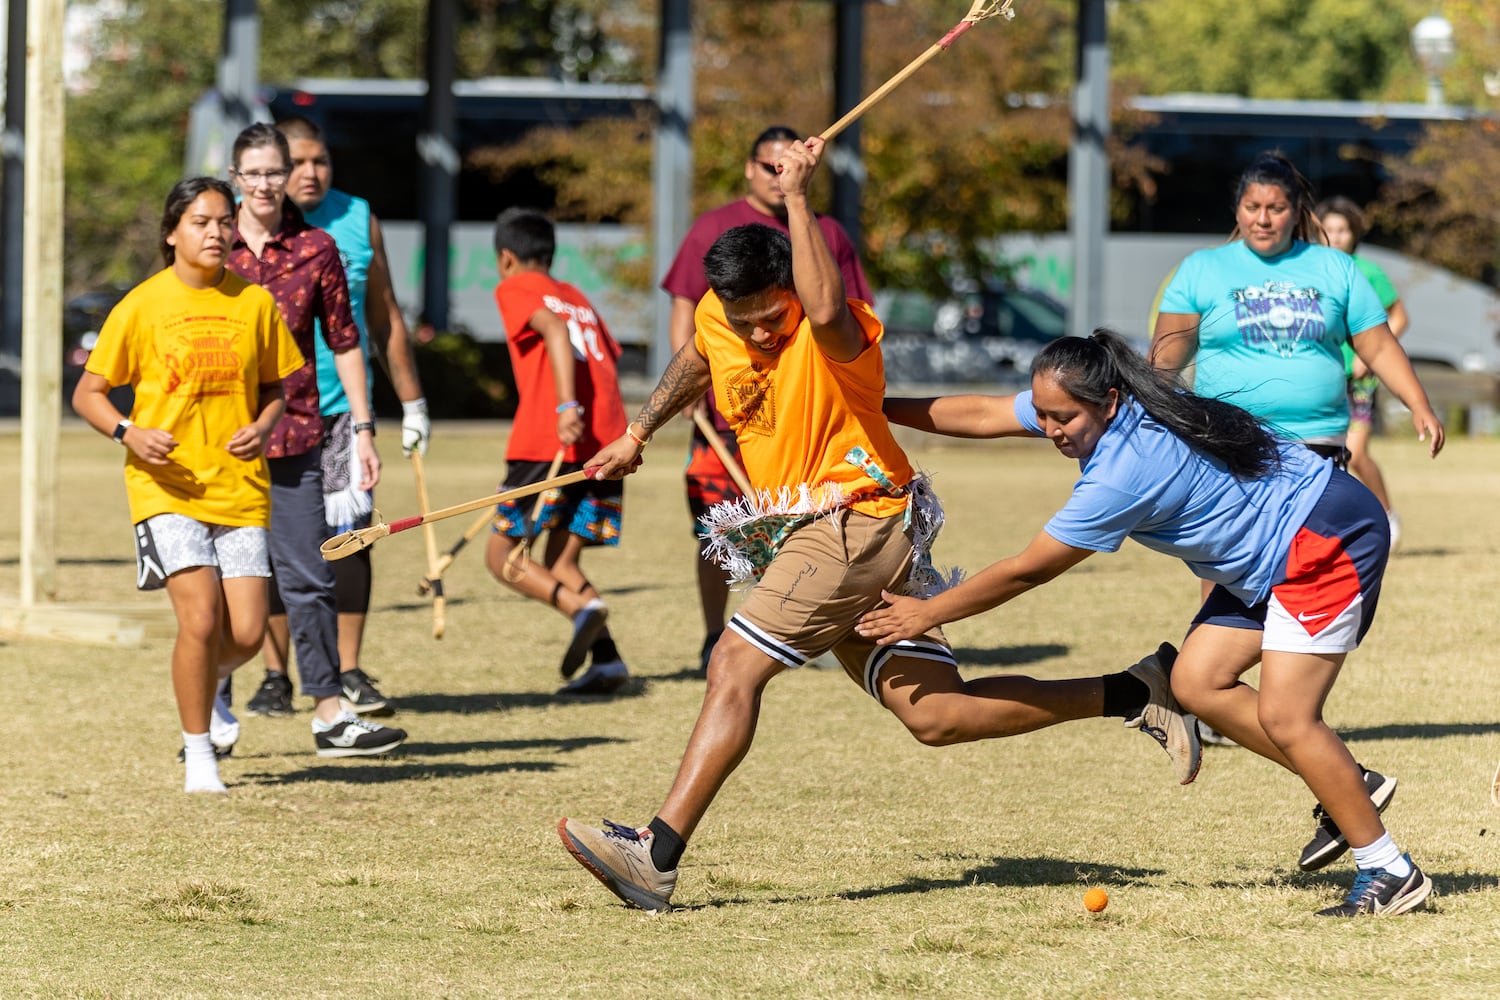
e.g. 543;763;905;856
4;421;1500;999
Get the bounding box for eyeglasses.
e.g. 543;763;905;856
232;168;289;187
753;160;780;177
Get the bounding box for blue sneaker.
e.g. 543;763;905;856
1316;854;1432;917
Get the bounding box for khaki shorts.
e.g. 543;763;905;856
728;509;954;699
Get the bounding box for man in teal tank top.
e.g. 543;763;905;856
244;116;432;719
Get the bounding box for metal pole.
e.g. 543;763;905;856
220;0;260;160
1;0;26;414
651;0;693;377
419;0;457;332
830;0;865;250
1068;0;1109;338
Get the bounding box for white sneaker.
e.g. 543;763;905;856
210;694;240;754
1387;510;1402;552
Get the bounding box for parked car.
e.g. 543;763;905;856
62;287;129;410
877;283;1069;387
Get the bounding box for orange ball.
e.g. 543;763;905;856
1083;887;1109;912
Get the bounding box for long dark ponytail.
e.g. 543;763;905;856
1031;330;1281;479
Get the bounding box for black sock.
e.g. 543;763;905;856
591;635;619;663
1102;671;1150;719
648;816;685;871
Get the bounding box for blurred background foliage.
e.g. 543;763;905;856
59;0;1500;299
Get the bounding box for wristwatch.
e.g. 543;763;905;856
112;419;133;444
352;421;376;436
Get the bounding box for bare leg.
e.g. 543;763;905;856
696;540;730;635
261;613;291;676
877;654;1104;746
219;576;269;671
1346;420;1392;510
1259;649;1384;849
164;566;224;734
656;630;786;839
1169;622;1294;768
487;530;596;618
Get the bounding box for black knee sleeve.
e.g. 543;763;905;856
332;545;372;613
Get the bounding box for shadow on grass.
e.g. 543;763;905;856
395;681;648;714
235;759;563;785
952;643;1070;668
1215;869;1500;898
1340;721;1500;741
0;555;134;566
1389;547;1462;559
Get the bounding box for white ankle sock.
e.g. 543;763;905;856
1352;832;1408;875
182;731;226;793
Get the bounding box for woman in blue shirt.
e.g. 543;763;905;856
866;331;1444;918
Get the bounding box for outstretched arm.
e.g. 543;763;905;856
883;394;1036;438
585;338;713;479
778;137;865;362
1349;322;1444;457
856;530;1093;644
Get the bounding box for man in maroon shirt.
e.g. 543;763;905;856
659;125;873;673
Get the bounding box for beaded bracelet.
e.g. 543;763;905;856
556;400;584;414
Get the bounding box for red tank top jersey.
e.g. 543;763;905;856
495;270;627;462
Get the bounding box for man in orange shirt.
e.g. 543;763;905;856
556;137;1199;913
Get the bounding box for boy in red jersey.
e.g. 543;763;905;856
488;208;631;695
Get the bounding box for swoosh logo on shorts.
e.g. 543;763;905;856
1297;611;1330;623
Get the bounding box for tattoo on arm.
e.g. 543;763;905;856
636;345;710;435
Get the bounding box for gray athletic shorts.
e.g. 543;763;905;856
133;513;271;591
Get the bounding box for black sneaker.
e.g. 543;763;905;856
312;711;406;757
1315;854;1433;917
340;667;394;715
246;671;294;717
1298;767;1398;872
557;659;629;696
699;631;723;675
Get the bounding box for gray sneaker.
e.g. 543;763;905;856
1124;642;1202;785
1298;768;1398;872
558;818;677;913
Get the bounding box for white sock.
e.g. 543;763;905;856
1351;832;1409;876
182;731;227;794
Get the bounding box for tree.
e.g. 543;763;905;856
1110;0;1416;102
63;0;639;294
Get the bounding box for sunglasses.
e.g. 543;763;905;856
753;160;780;177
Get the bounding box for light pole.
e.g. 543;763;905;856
1411;13;1455;108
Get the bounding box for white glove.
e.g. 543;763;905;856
401;398;431;456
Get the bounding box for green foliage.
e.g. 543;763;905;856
63;0;641;294
1111;0;1415;100
1370;119;1500;285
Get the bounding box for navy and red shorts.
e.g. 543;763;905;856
1194;469;1389;654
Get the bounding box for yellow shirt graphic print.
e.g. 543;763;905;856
694;294;912;519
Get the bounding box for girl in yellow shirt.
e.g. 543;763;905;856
72;177;303;793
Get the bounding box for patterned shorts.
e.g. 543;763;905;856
133;513;270;591
1347;373;1379;427
493;460;624;547
686;422;745;538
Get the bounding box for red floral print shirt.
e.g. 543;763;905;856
228;205;359;458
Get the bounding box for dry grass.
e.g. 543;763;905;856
3;421;1500;999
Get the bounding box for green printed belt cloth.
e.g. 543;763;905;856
699;446;960;596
